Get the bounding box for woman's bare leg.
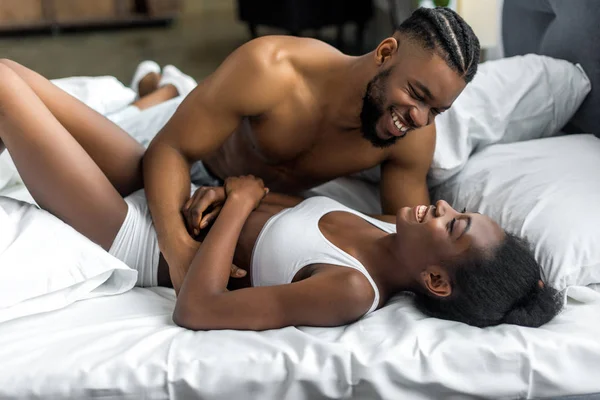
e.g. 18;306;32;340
0;62;129;250
132;84;179;111
137;71;161;97
0;58;145;196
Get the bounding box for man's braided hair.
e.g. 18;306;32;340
395;7;480;83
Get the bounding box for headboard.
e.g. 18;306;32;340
502;0;600;135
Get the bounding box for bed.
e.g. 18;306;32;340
1;1;600;399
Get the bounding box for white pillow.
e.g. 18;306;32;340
429;54;591;187
51;76;136;116
0;196;138;323
432;134;600;291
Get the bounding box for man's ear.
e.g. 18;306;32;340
375;37;399;66
420;266;452;297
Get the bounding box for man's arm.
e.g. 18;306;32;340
374;123;436;223
143;38;294;291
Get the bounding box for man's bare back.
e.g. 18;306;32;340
143;32;470;290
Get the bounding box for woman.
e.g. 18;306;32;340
0;59;562;330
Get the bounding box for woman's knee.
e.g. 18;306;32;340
0;62;22;88
0;59;32;85
0;58;22;71
0;63;20;91
0;64;26;115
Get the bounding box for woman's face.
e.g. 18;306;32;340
394;200;505;279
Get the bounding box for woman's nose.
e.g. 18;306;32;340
434;200;451;217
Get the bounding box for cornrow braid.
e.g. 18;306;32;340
395;7;481;83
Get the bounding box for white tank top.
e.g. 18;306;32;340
251;196;396;315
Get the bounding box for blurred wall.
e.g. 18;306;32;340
185;0;235;14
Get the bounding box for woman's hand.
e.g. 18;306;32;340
224;175;269;210
181;186;247;279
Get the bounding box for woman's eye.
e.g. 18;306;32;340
447;218;456;233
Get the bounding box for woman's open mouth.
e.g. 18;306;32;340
415;205;435;223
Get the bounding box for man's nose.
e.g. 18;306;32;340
409;105;429;128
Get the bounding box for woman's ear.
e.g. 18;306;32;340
420;266;452;297
375;37;399;66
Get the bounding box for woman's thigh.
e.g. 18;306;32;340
0;63;127;250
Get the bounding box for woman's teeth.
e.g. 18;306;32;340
391;110;409;133
417;205;427;222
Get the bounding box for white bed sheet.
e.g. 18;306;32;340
1;258;600;399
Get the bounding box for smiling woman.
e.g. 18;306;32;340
173;184;562;330
394;200;563;327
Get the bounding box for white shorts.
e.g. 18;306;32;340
108;189;159;287
108;181;208;287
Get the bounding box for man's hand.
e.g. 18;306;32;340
182;186;226;237
180;186;247;280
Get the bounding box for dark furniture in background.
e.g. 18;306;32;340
236;0;374;51
0;0;182;33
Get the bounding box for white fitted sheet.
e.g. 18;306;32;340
1;271;600;399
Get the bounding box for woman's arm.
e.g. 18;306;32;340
174;176;375;330
261;192;304;208
177;176;265;296
174;267;375;331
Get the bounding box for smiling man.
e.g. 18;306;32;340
143;7;480;280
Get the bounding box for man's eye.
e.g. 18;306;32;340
413;92;425;102
408;86;425;102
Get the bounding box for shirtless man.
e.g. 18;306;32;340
143;7;481;282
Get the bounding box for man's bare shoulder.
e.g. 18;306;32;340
197;36;343;115
196;37;317;115
233;36;344;76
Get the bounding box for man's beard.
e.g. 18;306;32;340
360;67;399;149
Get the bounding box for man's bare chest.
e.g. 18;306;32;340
205;116;386;192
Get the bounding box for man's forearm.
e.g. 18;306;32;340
143;140;192;251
